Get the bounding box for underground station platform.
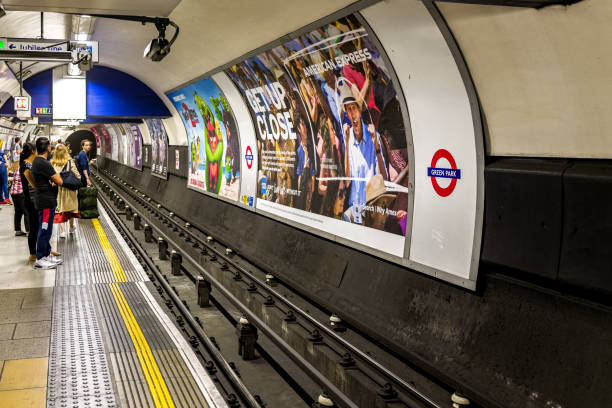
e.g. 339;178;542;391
0;203;228;408
2;1;612;407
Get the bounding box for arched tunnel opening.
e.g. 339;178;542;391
65;129;97;159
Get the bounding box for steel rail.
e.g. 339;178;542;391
96;174;360;408
97;190;262;408
100;169;444;408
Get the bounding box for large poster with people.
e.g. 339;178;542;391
127;123;143;170
144;119;169;179
104;124;119;162
91;123;142;170
168;78;241;201
225;15;410;256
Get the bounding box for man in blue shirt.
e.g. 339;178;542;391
341;83;387;224
76;139;92;187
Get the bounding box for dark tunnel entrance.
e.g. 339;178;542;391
65;129;97;159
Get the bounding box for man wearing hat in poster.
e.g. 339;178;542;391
340;79;387;224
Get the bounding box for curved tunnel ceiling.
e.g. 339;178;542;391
1;0;358;102
2;0;607;157
0;0;358;144
90;0;357;97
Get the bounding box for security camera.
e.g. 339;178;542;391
143;37;170;61
143;19;178;62
69;45;92;73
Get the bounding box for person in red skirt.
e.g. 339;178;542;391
50;144;81;238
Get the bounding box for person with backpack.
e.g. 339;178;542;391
50;144;81;238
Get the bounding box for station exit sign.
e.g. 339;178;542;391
14;96;30;111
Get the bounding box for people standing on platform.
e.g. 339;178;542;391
31;137;64;269
9;165;29;236
11;137;21;173
76;140;92;187
20;142;40;262
0;150;10;205
50;144;81;238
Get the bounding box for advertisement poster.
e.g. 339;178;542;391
99;124;111;158
90;124;111;158
113;124;128;165
127;124;143;170
144;119;169;179
91;127;101;149
168;78;241;201
104;124;119;162
225;15;410;255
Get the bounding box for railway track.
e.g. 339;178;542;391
93;168;480;408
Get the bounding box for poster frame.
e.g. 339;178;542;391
163;0;485;290
168;76;248;209
144;118;170;180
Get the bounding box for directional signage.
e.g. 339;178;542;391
0;38;98;62
14;96;30;111
0;38;68;52
73;40;99;63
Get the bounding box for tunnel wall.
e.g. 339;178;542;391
438;0;612;158
99;152;612;408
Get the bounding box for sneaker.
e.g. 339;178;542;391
59;232;66;239
34;257;57;270
69;226;76;234
15;231;27;237
48;254;63;265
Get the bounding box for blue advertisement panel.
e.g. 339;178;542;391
168;78;241;201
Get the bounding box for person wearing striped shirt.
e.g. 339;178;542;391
9;166;29;236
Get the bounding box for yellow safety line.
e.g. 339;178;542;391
93;219;128;282
92;219;175;408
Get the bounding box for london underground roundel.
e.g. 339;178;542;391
427;149;461;197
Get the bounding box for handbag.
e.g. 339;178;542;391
60;160;82;191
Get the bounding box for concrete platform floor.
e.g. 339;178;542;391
0;203;54;408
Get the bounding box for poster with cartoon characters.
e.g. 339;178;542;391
168;78;241;201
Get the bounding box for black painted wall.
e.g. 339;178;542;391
482;158;612;297
98;153;612;408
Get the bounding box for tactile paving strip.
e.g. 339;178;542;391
54;227;91;287
81;218;148;283
49;261;117;408
49;208;217;408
